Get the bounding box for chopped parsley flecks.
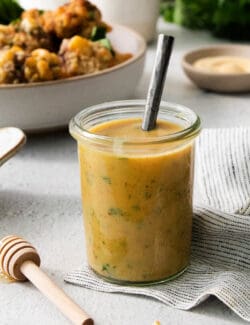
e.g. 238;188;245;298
85;172;94;185
117;157;129;161
102;263;110;272
144;191;152;199
102;263;116;273
102;176;112;184
131;205;141;211
108;207;128;217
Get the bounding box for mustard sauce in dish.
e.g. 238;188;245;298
193;55;250;74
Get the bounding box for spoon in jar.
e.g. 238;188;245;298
142;34;174;131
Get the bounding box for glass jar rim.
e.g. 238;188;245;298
70;100;201;145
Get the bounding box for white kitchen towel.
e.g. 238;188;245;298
65;128;250;322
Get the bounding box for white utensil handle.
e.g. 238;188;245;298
0;127;26;167
21;261;93;325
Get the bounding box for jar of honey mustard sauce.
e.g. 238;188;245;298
70;100;201;285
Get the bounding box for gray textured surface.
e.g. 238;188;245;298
1;21;250;324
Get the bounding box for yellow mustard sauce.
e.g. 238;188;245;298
78;118;194;283
193;55;250;74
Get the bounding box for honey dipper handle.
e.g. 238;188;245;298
20;261;93;325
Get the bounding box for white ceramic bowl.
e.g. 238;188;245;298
0;24;146;132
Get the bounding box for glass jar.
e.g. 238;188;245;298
70;100;201;285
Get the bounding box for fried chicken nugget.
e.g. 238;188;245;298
0;46;26;84
0;25;16;49
17;9;56;52
42;0;110;40
0;10;55;53
59;35;113;77
12;31;55;53
20;9;44;36
24;49;64;82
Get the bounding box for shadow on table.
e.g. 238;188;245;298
0;189;82;238
191;296;248;324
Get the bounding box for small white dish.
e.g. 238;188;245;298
0;24;146;132
182;45;250;93
0;128;26;166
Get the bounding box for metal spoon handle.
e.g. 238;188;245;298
142;34;174;131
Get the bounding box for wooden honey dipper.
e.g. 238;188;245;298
0;235;93;325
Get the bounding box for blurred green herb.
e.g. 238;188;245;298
98;38;112;51
160;0;175;22
213;0;250;40
0;0;24;24
160;0;250;40
91;26;107;41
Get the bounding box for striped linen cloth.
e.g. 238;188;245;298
65;128;250;322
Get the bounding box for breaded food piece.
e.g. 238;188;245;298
59;36;100;76
59;35;113;77
111;52;133;66
0;25;16;49
12;31;54;52
92;40;114;68
20;9;44;36
16;9;56;52
0;46;26;84
0;13;54;53
42;0;110;39
24;49;63;82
